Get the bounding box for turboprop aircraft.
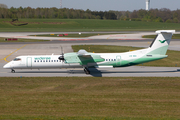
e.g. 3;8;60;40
3;30;175;74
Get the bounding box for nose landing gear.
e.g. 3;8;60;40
11;69;15;73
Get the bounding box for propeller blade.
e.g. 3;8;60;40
61;46;64;56
58;46;65;61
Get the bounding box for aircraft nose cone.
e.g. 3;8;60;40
3;63;11;69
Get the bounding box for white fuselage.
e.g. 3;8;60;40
3;51;140;69
3;55;83;69
3;49;152;70
3;47;167;70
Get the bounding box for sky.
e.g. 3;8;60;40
0;0;180;11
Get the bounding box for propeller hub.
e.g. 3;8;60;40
58;56;64;61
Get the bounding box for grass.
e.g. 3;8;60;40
0;19;180;32
0;77;180;119
72;45;180;67
143;34;180;39
72;45;142;53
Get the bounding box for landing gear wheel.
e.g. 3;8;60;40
84;67;90;74
11;69;15;73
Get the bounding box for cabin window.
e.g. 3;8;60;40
43;60;45;62
114;59;116;61
129;55;132;57
34;60;36;62
51;60;53;62
13;58;21;61
40;60;42;62
133;55;137;57
37;60;39;62
54;60;56;62
49;60;50;62
46;60;48;62
57;60;59;62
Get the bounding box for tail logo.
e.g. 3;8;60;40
159;39;167;43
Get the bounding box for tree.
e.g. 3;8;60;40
0;4;8;8
166;19;172;23
155;17;163;22
158;8;172;22
0;6;179;22
173;18;179;23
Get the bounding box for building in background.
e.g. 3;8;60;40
146;0;150;11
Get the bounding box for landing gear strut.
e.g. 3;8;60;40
84;67;90;74
11;69;15;73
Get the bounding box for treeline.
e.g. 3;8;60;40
0;7;117;20
114;8;180;23
0;5;180;23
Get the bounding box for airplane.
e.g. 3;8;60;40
3;30;175;74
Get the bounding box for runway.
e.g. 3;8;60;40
1;64;180;77
0;31;180;77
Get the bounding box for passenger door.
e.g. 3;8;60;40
27;57;32;67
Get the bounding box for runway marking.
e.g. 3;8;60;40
3;44;27;62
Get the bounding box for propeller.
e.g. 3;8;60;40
58;46;65;62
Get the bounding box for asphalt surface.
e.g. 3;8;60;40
1;64;180;77
1;32;180;77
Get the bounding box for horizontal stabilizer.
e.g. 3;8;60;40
156;30;175;34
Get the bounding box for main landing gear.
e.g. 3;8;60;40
11;69;15;73
84;67;90;74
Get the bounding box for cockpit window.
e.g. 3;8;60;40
13;58;21;61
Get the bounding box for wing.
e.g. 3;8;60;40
64;49;105;66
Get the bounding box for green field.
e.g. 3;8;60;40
0;19;180;32
0;77;180;120
72;45;180;67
